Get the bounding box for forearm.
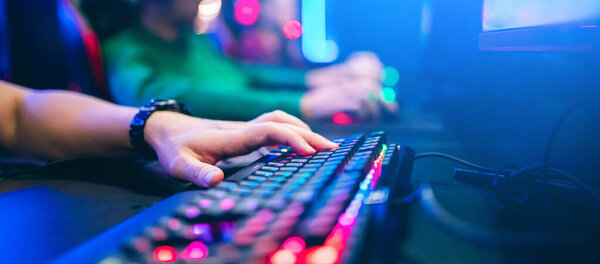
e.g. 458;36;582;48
14;89;137;160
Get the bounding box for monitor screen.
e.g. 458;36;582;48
483;0;600;31
480;0;600;51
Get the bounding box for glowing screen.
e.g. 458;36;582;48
483;0;600;31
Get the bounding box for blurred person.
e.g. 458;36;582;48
0;80;337;187
101;0;396;121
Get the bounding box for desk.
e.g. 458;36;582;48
1;121;598;264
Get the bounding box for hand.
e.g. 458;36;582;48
143;111;338;187
300;79;384;120
305;52;383;88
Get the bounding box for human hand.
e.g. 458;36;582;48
306;52;384;88
300;79;385;121
143;111;338;187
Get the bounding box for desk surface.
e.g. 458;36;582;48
1;120;598;264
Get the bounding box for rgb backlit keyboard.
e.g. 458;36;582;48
53;131;415;264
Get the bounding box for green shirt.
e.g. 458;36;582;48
102;26;307;120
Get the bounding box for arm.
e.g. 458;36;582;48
239;64;308;89
1;80;135;159
0;80;337;186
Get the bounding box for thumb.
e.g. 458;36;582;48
179;155;225;187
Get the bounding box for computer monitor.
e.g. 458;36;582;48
479;0;600;52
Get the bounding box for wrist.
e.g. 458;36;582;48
129;99;191;159
143;111;174;151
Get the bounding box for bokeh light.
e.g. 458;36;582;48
306;246;338;264
283;20;303;39
195;0;222;34
380;87;396;103
282;236;305;254
381;66;400;86
153;246;177;263
182;241;208;260
332;112;354;125
270;249;297;264
234;0;261;26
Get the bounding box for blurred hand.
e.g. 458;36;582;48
301;79;385;120
144;110;338;187
306;52;384;88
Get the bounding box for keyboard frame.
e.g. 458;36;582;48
52;143;415;264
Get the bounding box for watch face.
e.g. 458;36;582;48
147;99;188;113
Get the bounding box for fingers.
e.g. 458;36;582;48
235;122;335;155
281;124;339;150
251;110;311;130
167;153;225;187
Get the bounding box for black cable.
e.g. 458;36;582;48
413;153;600;207
540;106;580;205
414;152;505;173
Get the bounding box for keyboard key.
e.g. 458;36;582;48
274;171;293;177
215;182;237;191
239;181;260;188
254;171;274;177
290;159;308;163
247;176;266;182
261;166;280;172
267;162;285;167
280;167;298;172
285;163;303;167
298;168;317;173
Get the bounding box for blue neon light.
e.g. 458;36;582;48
301;0;339;63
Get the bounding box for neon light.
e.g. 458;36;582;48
167;218;181;231
283;20;303;40
198;198;212;208
306;246;338;264
184;206;201;218
580;25;599;28
193;223;210;236
220;198;236;210
282;236;305;254
332;112;354;125
297;147;387;263
381;66;400;86
153;246;177;263
182;241;208;260
380;87;396;103
234;0;260;26
269;249;297;264
301;0;339;62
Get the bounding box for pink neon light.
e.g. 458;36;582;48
167;218;181;231
269;249;297;264
580;25;598;28
154;246;177;263
282;236;305;254
220;198;236;210
283;20;303;40
182;241;208;260
184;206;200;218
332;112;354;125
234;0;261;26
198;199;212;208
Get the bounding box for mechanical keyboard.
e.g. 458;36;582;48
53;131;415;264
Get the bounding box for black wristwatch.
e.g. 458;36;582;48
129;99;191;159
